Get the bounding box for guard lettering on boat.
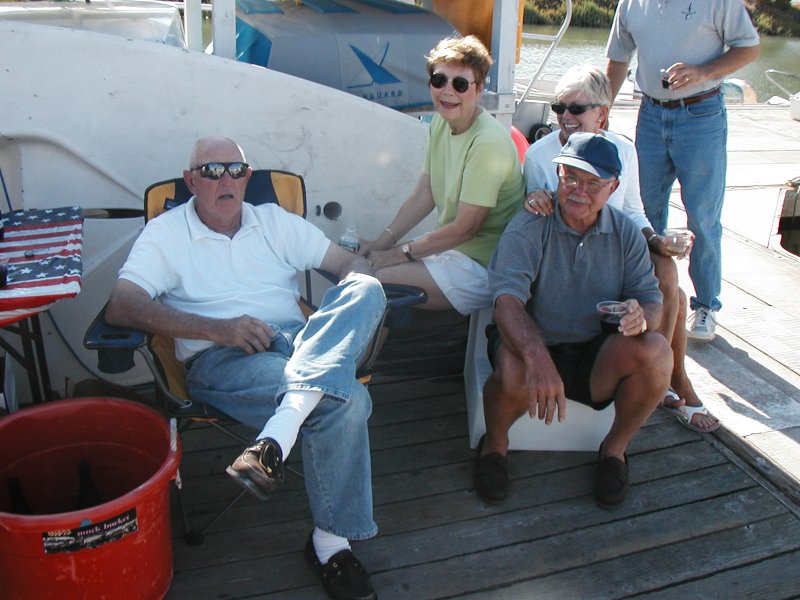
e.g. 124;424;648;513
41;509;138;554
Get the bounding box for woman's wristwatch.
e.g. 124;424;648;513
401;243;415;262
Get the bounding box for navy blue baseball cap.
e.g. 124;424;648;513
552;132;622;180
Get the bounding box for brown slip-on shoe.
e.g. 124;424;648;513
473;435;508;505
594;447;628;510
225;437;284;501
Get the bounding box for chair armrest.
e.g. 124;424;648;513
312;270;427;327
313;270;427;307
382;283;427;328
83;305;146;374
313;268;339;286
383;282;427;310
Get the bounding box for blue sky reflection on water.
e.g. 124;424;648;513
518;25;800;102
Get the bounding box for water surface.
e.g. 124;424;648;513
518;25;800;102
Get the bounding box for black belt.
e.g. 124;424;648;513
644;87;720;109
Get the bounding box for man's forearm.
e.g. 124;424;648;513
106;281;220;341
641;301;663;333
699;44;760;81
494;295;548;364
338;255;375;280
606;59;630;103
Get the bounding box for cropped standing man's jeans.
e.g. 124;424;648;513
186;274;386;541
636;93;727;313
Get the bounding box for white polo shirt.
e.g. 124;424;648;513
119;198;330;360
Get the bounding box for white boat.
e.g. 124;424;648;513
0;0;187;46
0;0;532;401
0;0;525;400
234;0;455;111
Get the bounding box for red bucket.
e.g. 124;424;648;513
0;397;181;599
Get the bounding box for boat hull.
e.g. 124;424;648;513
0;21;430;398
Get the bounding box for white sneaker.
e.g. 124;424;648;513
687;308;717;341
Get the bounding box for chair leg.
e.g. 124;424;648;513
173;470;205;546
195;488;249;539
171;420;305;545
173;474;251;545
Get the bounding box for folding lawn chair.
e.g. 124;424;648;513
84;169;426;544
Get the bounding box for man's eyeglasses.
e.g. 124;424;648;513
429;72;476;94
559;174;615;195
190;162;250;180
550;102;602;115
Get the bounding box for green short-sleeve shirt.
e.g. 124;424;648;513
423;111;524;267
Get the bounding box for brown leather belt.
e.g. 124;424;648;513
644;87;721;109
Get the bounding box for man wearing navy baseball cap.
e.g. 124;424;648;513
475;132;671;509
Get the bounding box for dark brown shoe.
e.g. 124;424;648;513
594;449;628;510
305;533;377;600
225;437;284;501
473;435;508;505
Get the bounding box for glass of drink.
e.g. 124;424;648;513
663;228;695;259
660;68;670;89
597;300;628;334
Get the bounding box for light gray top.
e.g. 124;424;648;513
606;0;759;100
488;203;662;345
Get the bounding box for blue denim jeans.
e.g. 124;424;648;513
635;93;726;312
185;274;386;540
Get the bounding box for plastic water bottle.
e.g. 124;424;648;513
338;224;359;253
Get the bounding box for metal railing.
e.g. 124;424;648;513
765;69;800;99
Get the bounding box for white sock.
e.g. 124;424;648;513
312;526;351;564
257;390;323;460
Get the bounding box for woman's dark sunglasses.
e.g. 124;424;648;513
550;102;602;115
429;72;476;94
190;162;250;180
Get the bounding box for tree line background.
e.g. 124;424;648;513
523;0;800;36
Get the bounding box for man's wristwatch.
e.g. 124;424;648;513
401;243;415;262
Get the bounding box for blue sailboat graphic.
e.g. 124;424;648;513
347;43;401;88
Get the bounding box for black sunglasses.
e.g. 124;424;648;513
429;72;476;94
550;102;602;115
190;162;250;180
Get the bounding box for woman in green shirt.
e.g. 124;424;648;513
360;35;524;314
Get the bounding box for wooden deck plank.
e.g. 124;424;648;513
252;493;796;600
633;550;800;599
456;515;800;600
172;444;740;573
165;312;800;599
362;494;794;600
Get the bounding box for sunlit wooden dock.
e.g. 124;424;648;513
157;103;800;599
166;310;800;598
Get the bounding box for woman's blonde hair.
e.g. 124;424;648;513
555;64;612;106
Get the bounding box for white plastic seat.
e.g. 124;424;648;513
464;305;615;451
